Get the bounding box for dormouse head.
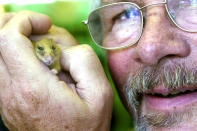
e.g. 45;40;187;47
33;38;61;66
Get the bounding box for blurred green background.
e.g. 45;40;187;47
1;0;134;130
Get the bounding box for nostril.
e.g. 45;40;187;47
135;58;141;63
46;56;52;61
157;54;178;64
165;54;177;58
164;53;188;59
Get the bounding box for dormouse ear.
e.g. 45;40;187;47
31;41;36;47
49;38;54;43
56;44;63;50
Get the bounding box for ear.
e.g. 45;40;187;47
31;41;36;47
56;44;66;51
49;38;53;42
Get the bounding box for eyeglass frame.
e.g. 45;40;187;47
83;0;197;50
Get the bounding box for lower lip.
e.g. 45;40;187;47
144;91;197;111
45;62;52;65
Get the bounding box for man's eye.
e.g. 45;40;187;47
115;8;140;21
38;46;44;50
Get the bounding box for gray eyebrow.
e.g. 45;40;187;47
102;0;144;6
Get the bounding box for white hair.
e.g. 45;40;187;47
90;0;101;11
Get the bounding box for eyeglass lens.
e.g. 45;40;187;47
88;0;197;49
167;0;197;31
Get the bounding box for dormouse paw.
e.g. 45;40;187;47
51;69;58;74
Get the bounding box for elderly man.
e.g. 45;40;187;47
88;0;197;130
0;0;196;131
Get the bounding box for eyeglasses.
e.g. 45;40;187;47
83;0;197;50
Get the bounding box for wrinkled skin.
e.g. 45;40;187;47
0;11;113;131
103;0;197;130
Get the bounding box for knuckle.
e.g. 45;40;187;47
16;10;36;20
18;10;49;19
17;10;45;19
0;13;12;19
100;86;114;104
79;44;93;51
18;10;34;16
65;44;96;58
105;86;114;100
0;12;15;19
76;44;95;55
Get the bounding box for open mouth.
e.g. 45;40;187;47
144;86;197;111
44;60;54;66
151;88;197;98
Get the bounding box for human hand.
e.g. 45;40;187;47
0;11;113;131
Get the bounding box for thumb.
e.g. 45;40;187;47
60;44;113;109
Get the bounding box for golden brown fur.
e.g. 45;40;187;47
32;38;61;74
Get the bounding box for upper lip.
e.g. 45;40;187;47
145;85;197;96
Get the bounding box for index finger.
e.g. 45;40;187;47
30;25;78;47
3;11;52;36
0;11;52;77
60;45;114;110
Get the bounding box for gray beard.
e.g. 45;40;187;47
124;63;197;131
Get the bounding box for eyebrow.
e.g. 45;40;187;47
102;0;144;6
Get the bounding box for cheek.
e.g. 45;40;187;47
37;50;45;56
108;48;139;86
108;53;128;84
37;54;45;62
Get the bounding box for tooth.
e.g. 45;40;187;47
170;91;179;95
163;94;168;96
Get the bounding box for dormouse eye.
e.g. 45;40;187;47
38;46;44;50
52;46;56;50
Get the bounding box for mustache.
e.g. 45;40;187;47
124;63;197;113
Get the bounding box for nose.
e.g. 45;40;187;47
46;56;52;61
135;7;190;65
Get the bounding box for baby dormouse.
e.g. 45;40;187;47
32;38;61;74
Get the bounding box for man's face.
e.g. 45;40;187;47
101;0;197;130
